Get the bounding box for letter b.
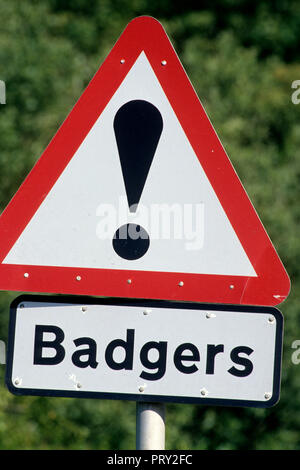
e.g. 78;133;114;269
33;325;65;365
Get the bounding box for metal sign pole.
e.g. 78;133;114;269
136;402;165;450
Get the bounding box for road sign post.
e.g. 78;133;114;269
136;402;165;450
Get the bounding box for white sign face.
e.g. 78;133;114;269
3;53;255;278
6;296;283;408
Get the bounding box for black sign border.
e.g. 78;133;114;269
6;294;283;408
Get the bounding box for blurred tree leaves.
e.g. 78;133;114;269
0;0;299;449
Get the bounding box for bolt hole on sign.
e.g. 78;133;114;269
0;16;290;305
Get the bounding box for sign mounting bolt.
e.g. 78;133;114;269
161;60;167;66
264;392;271;400
200;388;208;397
178;281;184;287
127;279;132;284
24;272;29;278
120;58;125;64
206;312;216;319
76;275;81;281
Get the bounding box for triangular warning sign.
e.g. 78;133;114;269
0;16;290;306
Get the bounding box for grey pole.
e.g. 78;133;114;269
136;402;165;450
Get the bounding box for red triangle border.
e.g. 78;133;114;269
0;16;290;306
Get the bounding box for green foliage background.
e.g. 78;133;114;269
0;0;299;449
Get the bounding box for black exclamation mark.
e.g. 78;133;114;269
112;100;163;260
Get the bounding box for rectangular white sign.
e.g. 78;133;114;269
6;295;283;408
